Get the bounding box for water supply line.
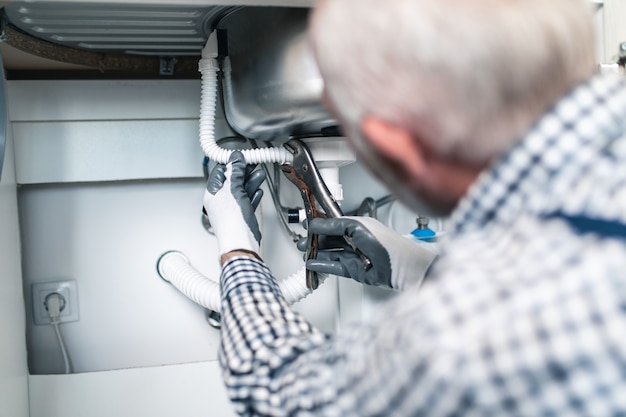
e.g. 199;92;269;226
157;251;325;312
198;31;293;165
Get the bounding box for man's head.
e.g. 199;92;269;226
310;0;596;214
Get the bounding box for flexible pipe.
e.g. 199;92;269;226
185;34;326;313
198;33;293;165
158;251;221;311
279;265;326;303
157;251;324;312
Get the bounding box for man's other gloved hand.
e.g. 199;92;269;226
203;151;266;259
306;216;437;290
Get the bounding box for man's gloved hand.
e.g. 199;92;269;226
306;216;437;290
203;151;266;260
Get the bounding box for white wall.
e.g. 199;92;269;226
19;178;342;374
601;0;626;63
11;79;341;375
0;117;29;417
7;78;346;417
20;179;224;373
28;362;237;417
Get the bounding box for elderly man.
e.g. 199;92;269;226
204;0;626;414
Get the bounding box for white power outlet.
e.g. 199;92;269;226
32;280;80;325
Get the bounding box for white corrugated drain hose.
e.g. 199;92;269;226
198;32;293;165
163;33;319;313
157;251;325;312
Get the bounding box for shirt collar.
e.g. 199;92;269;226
448;74;626;234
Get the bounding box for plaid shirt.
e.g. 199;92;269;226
219;73;626;416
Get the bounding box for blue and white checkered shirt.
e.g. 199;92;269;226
219;73;626;416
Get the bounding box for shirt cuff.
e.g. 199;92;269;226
220;256;281;299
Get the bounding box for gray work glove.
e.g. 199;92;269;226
202;151;266;258
306;216;437;290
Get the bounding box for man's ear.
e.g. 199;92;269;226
361;115;429;179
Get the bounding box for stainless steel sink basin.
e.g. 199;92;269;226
217;7;336;142
2;2;337;142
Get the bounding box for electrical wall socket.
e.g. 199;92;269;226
32;280;80;325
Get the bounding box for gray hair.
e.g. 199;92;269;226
310;0;597;164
